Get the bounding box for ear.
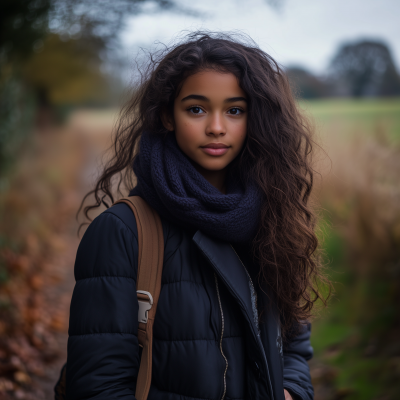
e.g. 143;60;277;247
161;108;174;131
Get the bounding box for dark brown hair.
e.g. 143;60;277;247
80;32;328;336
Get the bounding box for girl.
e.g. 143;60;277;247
66;32;326;400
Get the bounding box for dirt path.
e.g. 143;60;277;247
4;110;114;400
26;110;116;399
30;229;78;399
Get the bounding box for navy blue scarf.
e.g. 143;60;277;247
129;132;262;243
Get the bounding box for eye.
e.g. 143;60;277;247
228;108;243;115
188;106;205;114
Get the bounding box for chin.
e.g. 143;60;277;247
199;161;230;171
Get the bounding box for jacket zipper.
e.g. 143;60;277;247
230;245;275;400
214;273;228;400
230;246;258;315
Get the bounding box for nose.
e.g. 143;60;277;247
205;112;226;137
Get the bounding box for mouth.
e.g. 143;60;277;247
200;143;230;156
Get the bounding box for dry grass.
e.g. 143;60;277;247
310;113;400;399
316;128;400;276
0;117;98;398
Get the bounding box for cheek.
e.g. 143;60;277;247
175;122;199;149
231;120;247;151
174;113;203;148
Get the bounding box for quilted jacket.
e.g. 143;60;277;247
66;202;314;400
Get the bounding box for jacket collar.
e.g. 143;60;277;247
192;231;258;336
193;230;281;400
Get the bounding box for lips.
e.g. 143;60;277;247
200;143;230;156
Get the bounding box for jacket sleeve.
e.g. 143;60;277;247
282;322;314;400
66;205;140;400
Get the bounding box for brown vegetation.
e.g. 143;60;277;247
0;125;86;399
311;122;400;399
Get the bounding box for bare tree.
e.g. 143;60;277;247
330;40;400;97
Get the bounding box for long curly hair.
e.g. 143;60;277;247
79;32;329;336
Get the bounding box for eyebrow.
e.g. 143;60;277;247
181;94;247;103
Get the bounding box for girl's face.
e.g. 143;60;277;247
163;69;248;176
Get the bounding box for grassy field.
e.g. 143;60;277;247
301;98;400;143
304;98;400;400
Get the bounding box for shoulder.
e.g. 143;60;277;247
103;202;138;237
74;203;138;281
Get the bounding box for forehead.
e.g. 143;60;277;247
177;69;246;100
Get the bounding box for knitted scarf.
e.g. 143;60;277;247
129;132;262;243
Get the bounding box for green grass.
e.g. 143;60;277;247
312;210;400;399
299;97;400;143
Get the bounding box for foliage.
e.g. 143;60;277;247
330;40;400;97
0;74;36;179
48;0;179;50
0;0;185;110
286;41;400;100
0;0;179;64
0;123;85;398
0;0;186;178
0;0;50;62
308;98;400;400
22;33;108;106
286;66;328;99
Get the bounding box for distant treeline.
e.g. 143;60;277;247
1;1;400;110
286;40;400;99
0;0;179;175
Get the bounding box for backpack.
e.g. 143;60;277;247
54;196;164;400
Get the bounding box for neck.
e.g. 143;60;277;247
193;163;227;194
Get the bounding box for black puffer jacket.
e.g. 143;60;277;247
66;203;314;400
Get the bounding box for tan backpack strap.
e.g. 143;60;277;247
113;195;164;400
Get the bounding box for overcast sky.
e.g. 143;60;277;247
120;0;400;75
